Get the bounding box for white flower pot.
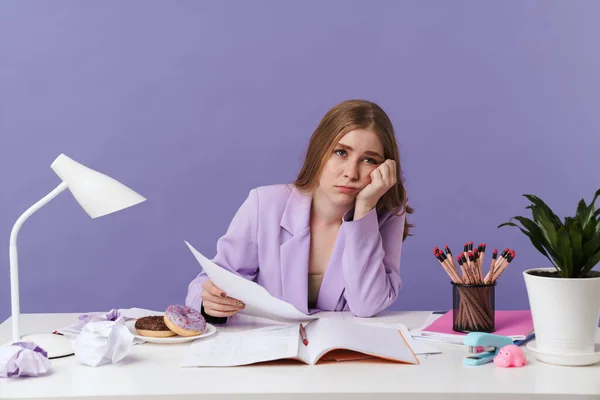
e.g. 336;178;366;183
523;268;600;365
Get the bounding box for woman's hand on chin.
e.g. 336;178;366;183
354;159;396;219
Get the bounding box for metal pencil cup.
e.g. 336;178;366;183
452;283;496;333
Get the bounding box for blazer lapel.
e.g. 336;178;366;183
279;187;312;314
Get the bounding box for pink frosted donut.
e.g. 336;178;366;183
163;305;206;337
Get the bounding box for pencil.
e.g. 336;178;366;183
492;249;509;279
439;252;455;275
480;244;486;282
492;250;515;282
463;243;470;268
445;246;462;280
467;252;479;283
473;249;481;283
444;245;452;257
299;324;308;346
495;248;509;269
445;253;462;283
444;245;455;268
484;249;498;284
467;251;477;283
434;250;461;283
476;244;483;277
457;255;472;284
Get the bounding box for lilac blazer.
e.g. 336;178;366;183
186;184;406;318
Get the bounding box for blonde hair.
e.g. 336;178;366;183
295;99;413;240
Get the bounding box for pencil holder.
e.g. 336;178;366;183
452;283;495;333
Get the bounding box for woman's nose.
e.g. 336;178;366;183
343;162;359;180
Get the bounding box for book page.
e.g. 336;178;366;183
185;241;318;322
358;321;441;355
180;325;300;367
304;319;419;365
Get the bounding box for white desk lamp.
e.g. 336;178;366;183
9;153;146;358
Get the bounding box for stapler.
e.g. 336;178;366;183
463;332;513;366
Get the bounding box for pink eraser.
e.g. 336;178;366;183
493;344;527;368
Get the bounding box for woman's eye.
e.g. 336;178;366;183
364;157;377;165
334;149;347;157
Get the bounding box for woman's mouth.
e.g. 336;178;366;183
335;185;358;194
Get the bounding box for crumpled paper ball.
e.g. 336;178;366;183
0;342;51;378
71;309;121;332
74;317;135;367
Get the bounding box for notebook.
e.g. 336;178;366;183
181;318;420;367
420;310;534;341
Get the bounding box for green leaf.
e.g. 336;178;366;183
585;188;600;238
583;231;600;257
532;207;558;248
576;198;594;231
502;217;559;269
557;226;573;277
582;250;600;276
498;220;555;266
498;221;515;228
513;216;560;259
583;216;597;242
568;219;583;273
590;188;600;207
523;194;563;229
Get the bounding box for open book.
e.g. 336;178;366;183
181;318;419;367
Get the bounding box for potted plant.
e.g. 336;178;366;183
498;189;600;366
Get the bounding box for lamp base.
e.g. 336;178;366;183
19;332;75;359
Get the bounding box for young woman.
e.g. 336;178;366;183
186;99;413;323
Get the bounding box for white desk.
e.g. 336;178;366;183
1;311;598;399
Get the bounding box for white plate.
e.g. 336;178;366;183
527;342;600;366
126;319;217;344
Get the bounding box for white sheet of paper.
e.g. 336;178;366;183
185;241;317;322
181;325;300;367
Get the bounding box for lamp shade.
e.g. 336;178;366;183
50;154;146;218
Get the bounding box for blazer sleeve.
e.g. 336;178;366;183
185;189;260;323
339;207;405;318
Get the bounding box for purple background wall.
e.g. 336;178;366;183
1;1;599;322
